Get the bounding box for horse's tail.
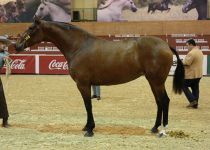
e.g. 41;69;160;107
169;46;185;94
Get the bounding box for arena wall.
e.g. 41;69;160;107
0;21;210;36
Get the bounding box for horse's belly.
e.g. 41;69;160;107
95;67;144;85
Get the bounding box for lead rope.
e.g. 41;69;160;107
4;57;12;93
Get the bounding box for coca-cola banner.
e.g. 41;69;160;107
1;54;209;75
39;55;68;74
1;55;35;74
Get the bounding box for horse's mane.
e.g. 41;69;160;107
98;0;114;9
48;21;93;36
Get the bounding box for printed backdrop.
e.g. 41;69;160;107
0;0;208;23
0;0;71;23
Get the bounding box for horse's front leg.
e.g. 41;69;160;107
77;83;95;137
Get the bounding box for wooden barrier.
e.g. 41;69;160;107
0;20;210;36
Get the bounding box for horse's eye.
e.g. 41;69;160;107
40;7;44;10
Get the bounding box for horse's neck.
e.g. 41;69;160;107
108;1;125;13
47;3;71;22
196;4;207;19
43;25;87;57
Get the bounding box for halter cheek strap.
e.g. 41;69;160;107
24;35;30;42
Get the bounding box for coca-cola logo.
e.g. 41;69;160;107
10;59;26;70
48;60;68;70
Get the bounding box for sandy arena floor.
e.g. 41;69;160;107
0;75;210;150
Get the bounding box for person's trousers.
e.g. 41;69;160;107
92;85;100;97
182;78;201;103
0;78;9;119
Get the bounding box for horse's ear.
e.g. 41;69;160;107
42;0;47;4
33;15;41;25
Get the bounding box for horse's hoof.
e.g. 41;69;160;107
84;131;94;137
151;127;159;133
82;126;88;131
158;131;167;138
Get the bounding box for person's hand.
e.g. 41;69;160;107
3;56;9;59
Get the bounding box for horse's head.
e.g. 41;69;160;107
15;17;44;52
16;0;26;13
182;0;196;13
34;0;50;19
0;5;6;17
123;0;137;12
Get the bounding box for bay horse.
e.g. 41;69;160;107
148;0;171;14
182;0;207;20
15;18;184;137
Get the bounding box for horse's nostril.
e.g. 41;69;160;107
132;7;137;12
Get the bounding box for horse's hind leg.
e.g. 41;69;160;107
148;6;151;13
147;77;170;134
167;8;171;12
162;89;170;127
77;83;95;137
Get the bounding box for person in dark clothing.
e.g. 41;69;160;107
0;36;11;127
91;85;101;100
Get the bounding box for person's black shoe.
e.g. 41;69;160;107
97;96;101;100
186;101;198;109
2;117;9;128
91;95;97;99
193;104;198;109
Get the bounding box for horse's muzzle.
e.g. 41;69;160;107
15;43;24;52
182;7;188;13
131;7;138;12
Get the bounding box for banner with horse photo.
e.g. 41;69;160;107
97;0;208;22
0;0;71;23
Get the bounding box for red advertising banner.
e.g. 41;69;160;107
39;55;69;75
1;55;35;74
166;34;210;53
